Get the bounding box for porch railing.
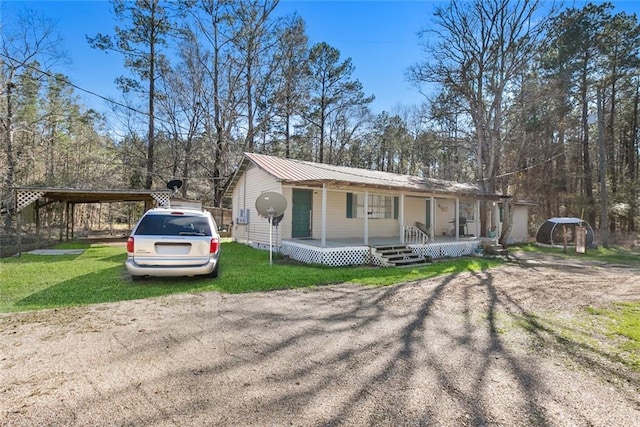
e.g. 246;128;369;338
404;225;429;245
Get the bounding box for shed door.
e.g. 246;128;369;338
292;189;312;238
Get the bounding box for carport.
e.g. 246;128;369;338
13;187;172;252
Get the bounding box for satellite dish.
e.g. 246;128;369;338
255;192;287;267
255;192;287;218
167;179;183;194
271;213;284;227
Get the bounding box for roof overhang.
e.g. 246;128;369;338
276;179;502;200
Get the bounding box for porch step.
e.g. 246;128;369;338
372;245;432;267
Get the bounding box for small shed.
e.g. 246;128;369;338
535;217;595;248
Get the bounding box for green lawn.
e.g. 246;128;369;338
3;241;639;371
512;243;640;371
514;242;640;264
585;302;640;369
0;241;500;312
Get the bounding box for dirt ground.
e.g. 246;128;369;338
1;252;639;426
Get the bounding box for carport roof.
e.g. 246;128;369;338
14;187;172;212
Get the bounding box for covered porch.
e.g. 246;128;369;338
277;185;497;267
281;235;485;267
291;185;492;246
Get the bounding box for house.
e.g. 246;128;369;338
224;153;522;266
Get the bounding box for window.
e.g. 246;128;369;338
346;193;397;219
460;201;475;221
136;215;212;236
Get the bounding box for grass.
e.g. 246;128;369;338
509;301;640;372
513;242;640;264
508;243;640;371
0;241;501;313
585;302;640;369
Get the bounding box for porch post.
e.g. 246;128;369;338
364;191;369;246
430;196;435;241
476;199;481;237
493;201;500;236
321;184;327;248
455;198;460;240
399;194;405;244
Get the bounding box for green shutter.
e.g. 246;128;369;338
499;205;503;222
393;196;399;219
346;193;353;218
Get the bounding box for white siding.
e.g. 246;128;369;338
404;197;426;226
435;199;456;236
231;165;282;247
309;189;400;239
509;206;529;243
281;186;293;239
496;205;530;243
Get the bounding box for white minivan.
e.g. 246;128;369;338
126;208;221;280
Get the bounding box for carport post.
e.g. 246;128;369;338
59;202;64;242
35;199;40;237
16;207;22;254
70;203;75;239
65;202;71;241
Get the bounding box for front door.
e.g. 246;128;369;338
292;189;312;238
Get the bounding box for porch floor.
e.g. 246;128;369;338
284;235;480;248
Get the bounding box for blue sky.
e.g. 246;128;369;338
2;0;440;115
3;1;640;116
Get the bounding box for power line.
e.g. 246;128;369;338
3;52;575;187
481;150;567;181
1;52;152;118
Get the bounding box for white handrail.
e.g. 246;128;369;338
404;225;428;245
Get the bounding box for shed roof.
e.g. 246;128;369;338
544;217;589;224
225;153;501;199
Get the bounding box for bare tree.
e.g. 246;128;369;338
272;14;309;158
1;9;64;231
156;30;209;198
408;0;549;241
231;0;279;152
187;0;244;206
88;0;173;189
307;42;373;163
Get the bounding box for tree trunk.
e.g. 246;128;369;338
3;80;16;231
580;57;596;226
499;197;515;248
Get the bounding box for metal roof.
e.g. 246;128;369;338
14;187;172;212
225;153;500;198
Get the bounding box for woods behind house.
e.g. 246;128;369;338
2;1;639;241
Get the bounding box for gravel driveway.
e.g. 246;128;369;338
1;252;639;426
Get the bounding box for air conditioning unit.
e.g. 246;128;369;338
237;208;250;224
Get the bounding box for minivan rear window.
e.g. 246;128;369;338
135;215;212;236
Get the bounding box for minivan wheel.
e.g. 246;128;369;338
209;264;219;278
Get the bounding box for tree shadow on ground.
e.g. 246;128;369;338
6;262;639;426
